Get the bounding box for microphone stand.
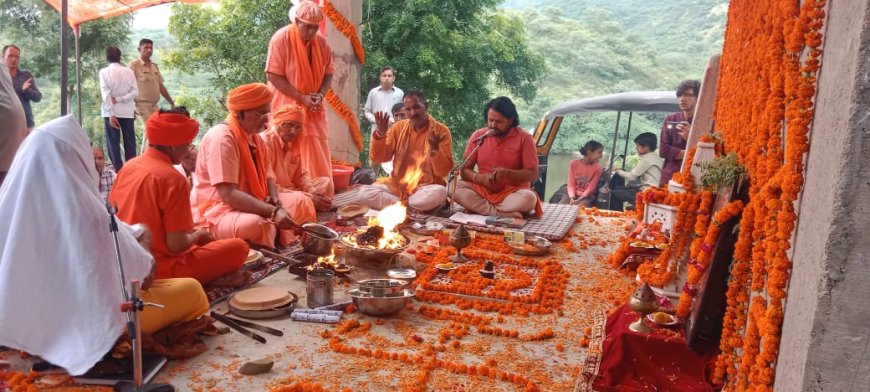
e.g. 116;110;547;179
440;133;489;217
106;202;172;392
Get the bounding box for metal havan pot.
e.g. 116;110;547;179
301;223;339;256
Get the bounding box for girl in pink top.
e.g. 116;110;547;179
566;141;604;207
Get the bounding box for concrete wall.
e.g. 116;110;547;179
776;0;870;390
324;0;361;165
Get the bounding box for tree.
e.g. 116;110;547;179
0;0;132;144
165;0;289;126
361;0;545;154
166;0;544;157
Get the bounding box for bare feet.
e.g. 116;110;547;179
209;270;251;287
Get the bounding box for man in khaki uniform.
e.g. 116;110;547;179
129;38;175;151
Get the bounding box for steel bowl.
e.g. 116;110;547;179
347;288;415;317
302;223;339;256
357;278;407;297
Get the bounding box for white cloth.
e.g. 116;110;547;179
0;115;153;375
0;57;27;172
357;183;447;212
99;63;138;118
617;151;664;191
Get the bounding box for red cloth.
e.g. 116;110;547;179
110;148;248;284
146;112;199;146
592;304;717;392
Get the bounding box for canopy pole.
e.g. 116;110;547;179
621;112;633;170
60;0;69;116
74;25;82;122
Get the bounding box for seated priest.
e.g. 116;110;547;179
454;96;542;218
358;89;453;212
0;115;209;376
109;108;249;286
260;104;332;224
192;83;297;248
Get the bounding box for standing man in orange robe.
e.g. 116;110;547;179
261;104;332;228
265;0;335;198
192;83;298;248
109;108;249;286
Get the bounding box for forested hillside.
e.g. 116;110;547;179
5;0;726;157
500;0;726;151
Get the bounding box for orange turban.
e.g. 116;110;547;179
272;104;306;126
294;0;323;25
146;112;199;146
226;83;273;112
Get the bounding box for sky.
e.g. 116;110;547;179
132;4;173;31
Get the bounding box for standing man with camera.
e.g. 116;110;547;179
659;79;700;186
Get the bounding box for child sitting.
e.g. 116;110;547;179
563;140;604;207
611;132;664;211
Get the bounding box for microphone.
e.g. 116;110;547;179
474;128;497;144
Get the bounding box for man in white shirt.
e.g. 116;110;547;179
99;46;138;171
611;132;663;211
364;66;403;174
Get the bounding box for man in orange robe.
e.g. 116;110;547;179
265;0;335;198
358;90;453;212
455;97;542;218
192;83;298;248
110;108;249;286
261;104;331;228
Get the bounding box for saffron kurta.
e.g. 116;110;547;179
193;123;291;247
265;25;335;194
370;116;453;198
110;148;248;284
261;127;331;225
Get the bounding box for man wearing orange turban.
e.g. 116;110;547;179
192;83;298;248
110;107;249;286
261;104;332;230
265;0;336;199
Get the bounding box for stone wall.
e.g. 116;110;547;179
776;0;870;389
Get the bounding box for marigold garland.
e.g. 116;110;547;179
324;89;363;151
710;0;827;388
322;0;365;64
675;198;742;317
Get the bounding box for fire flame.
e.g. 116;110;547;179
368;202;407;249
307;250;337;270
399;155;424;196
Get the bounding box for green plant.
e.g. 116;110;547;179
699;152;747;190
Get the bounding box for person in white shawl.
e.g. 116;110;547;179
0;115;209;376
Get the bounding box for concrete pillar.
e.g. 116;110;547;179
324;0;361;165
775;0;870;389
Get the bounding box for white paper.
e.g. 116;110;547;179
449;212;489;226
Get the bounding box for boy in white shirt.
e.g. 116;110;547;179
611;132;663;211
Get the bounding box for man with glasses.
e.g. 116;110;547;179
110;107;249;286
3;45;41;132
265;0;336;198
192;83;297;248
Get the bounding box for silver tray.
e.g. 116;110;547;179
227;291;298;319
